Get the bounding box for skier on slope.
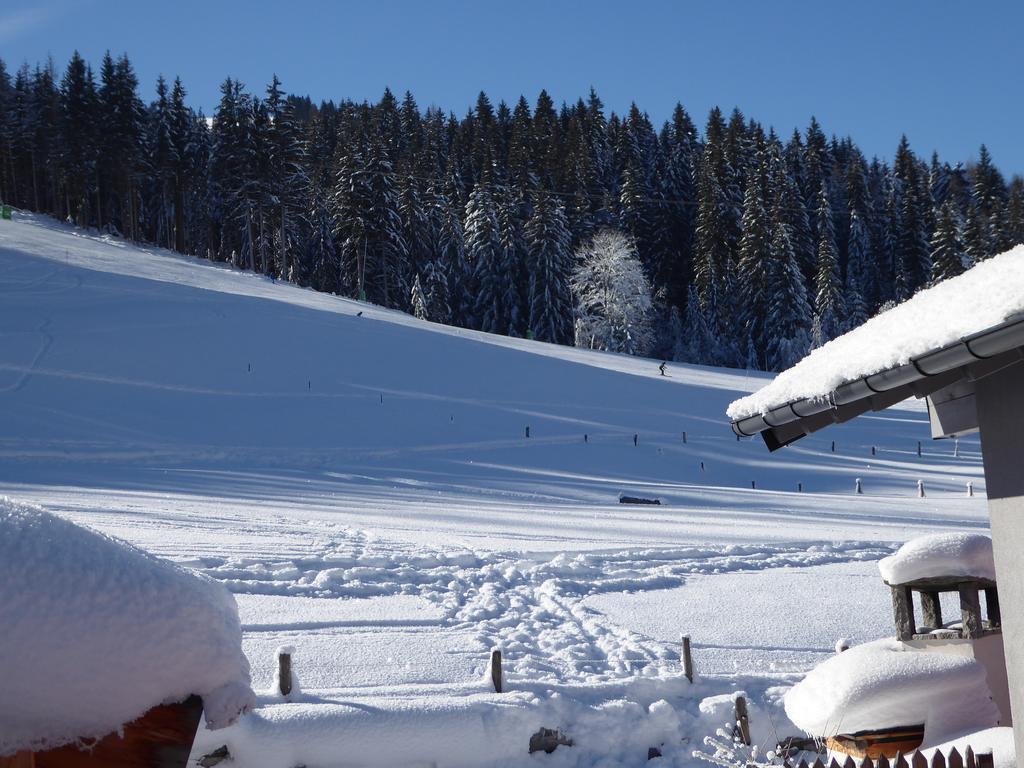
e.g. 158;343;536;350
659;361;667;376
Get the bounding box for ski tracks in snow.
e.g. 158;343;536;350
194;530;892;687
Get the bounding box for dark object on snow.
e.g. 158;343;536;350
490;649;503;693
619;494;661;505
648;746;662;759
356;311;363;317
529;728;573;754
659;361;667;376
734;695;751;746
633;433;638;446
278;649;292;696
198;746;231;767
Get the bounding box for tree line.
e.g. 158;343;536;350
1;51;1022;370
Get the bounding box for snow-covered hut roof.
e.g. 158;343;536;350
728;246;1024;449
784;638;1001;741
0;498;255;757
878;533;996;585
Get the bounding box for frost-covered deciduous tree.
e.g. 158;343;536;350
570;229;654;356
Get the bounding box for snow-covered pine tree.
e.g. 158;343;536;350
496;191;527;335
678;284;720;365
526;191;573;344
1000;180;1024;249
894;137;931;297
464;182;501;331
399;172;430;277
427;184;464;325
571;229;654;355
264;75;307;280
334;135;406;307
812;181;844;346
929;200;967;284
765;210;812;370
146;75;176;250
963;202;993;265
410;273;429;320
59;51;98;227
736;175;771;359
844;209;870;328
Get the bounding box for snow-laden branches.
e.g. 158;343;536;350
571;229;655;356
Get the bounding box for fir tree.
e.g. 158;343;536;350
963;202;992;265
735;177;771;358
463;182;501;330
410;273;429;320
526;191;572;343
764;212;811;370
813;181;845;345
929;200;966;284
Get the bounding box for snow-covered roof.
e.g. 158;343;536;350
878;533;995;585
784;638;1000;740
728;246;1024;423
0;498;255;757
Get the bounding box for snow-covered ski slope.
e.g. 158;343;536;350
0;213;991;767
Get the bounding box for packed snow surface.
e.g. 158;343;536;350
0;213;999;766
878;533;995;584
0;497;254;757
784;638;1000;740
728;245;1024;420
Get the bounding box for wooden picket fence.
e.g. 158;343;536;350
789;746;995;768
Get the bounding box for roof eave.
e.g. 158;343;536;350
730;315;1024;451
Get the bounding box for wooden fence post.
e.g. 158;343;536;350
490;649;503;693
733;696;751;746
277;648;292;697
681;635;693;683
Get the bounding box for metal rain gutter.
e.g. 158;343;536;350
730;314;1024;445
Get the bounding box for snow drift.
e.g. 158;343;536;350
0;497;254;756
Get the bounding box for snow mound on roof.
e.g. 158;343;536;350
785;638;1000;739
0;498;254;757
727;245;1024;420
879;534;995;584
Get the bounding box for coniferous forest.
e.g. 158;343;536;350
2;52;1023;370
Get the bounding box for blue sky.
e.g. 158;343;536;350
3;0;1022;175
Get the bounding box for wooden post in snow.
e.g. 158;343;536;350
278;649;292;697
681;635;693;683
490;649;503;693
733;696;751;746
